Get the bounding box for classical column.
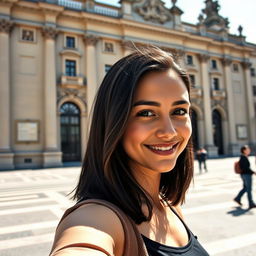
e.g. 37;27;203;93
197;54;218;156
0;19;14;170
41;26;62;167
121;40;133;56
222;58;240;155
83;34;99;116
242;61;256;145
172;49;185;67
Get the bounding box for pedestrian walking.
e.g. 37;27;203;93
49;47;209;256
234;145;256;209
196;147;208;174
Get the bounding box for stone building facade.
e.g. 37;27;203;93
0;0;256;169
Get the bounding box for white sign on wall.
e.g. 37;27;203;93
16;121;39;143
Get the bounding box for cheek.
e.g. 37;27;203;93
122;122;150;151
176;119;192;138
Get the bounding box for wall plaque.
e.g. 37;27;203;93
16;120;39;143
236;124;248;140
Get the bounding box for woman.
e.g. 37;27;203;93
234;145;256;209
49;47;209;255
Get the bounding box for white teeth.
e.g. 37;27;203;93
149;145;174;151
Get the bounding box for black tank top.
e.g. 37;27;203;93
142;207;209;256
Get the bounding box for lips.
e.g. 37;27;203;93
145;142;179;156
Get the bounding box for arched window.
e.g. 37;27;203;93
60;102;81;162
191;109;199;150
212;109;224;155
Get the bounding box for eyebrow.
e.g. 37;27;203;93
132;100;190;107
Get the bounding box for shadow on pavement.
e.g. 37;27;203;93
227;206;254;217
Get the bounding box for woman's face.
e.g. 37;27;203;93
122;69;191;176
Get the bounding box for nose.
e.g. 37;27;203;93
156;117;177;139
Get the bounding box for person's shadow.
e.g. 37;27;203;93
227;206;253;217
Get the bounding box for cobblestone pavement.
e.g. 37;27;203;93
0;157;255;256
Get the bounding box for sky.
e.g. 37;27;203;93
96;0;256;44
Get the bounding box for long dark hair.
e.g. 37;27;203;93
73;47;194;224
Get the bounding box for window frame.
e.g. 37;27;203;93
20;27;36;43
232;63;239;72
65;59;77;77
211;59;217;69
64;34;78;49
189;74;196;87
103;41;115;54
186;55;193;65
250;68;255;77
212;77;220;90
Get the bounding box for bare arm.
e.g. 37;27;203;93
50;204;125;256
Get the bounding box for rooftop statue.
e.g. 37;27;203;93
203;0;220;17
135;0;171;24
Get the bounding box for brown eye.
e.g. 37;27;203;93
172;108;187;116
136;110;155;117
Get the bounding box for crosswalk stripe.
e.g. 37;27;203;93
204;231;256;255
0;197;56;207
183;202;236;214
0;205;67;216
0;221;58;235
0;233;53;250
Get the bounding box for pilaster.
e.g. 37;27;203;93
0;19;14;169
197;53;218;156
42;26;62;167
242;61;256;145
83;34;99;115
222;58;239;155
121;40;133;56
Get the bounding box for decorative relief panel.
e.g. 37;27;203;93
57;87;87;106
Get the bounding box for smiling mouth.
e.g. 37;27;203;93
145;143;179;155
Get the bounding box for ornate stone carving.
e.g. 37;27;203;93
199;0;229;29
203;0;220;17
172;49;185;58
0;19;13;33
221;58;232;66
83;34;99;46
241;61;252;70
41;26;58;39
135;0;171;24
197;54;210;63
57;87;87;106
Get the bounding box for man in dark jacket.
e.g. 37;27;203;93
234;145;256;209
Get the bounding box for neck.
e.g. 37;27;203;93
131;166;162;205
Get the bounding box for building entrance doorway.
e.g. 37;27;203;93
60;102;81;162
191;109;199;150
212;109;224;155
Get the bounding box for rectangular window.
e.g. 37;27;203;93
189;74;195;87
66;36;75;48
104;42;114;53
253;85;256;96
105;64;112;73
212;78;219;90
65;60;76;76
21;28;35;42
251;68;255;77
186;55;193;65
233;63;239;72
211;60;217;69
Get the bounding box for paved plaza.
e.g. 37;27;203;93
0;157;255;256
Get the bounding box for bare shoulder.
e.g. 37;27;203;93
51;203;124;256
